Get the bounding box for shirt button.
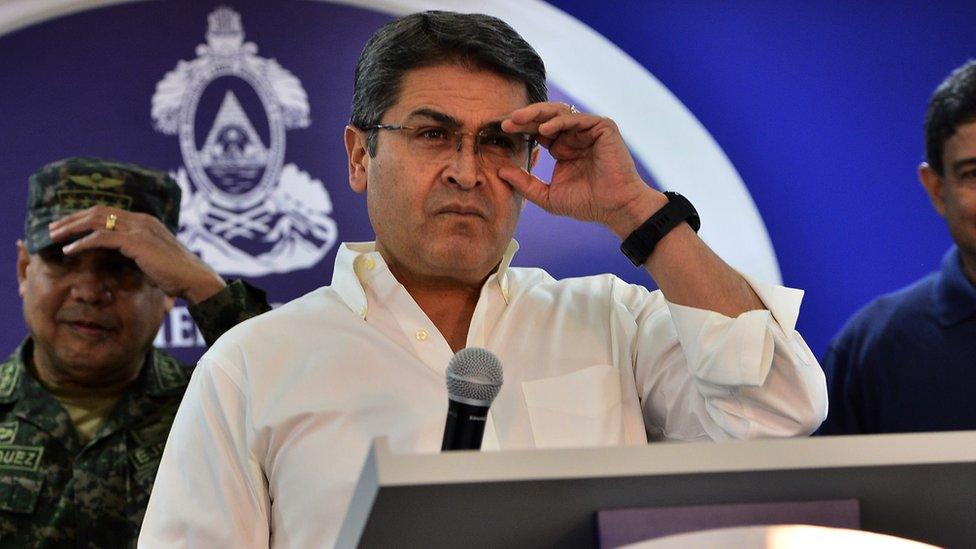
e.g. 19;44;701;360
363;258;376;270
415;329;429;341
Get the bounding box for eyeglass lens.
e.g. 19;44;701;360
403;125;531;168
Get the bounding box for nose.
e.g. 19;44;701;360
69;268;114;305
444;135;485;190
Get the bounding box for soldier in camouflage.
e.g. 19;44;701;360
0;157;270;547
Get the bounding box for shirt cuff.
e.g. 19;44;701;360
187;280;272;347
664;276;804;387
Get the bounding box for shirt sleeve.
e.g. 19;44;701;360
187;279;272;347
138;354;270;548
632;275;828;441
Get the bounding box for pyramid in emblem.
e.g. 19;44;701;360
200;91;269;194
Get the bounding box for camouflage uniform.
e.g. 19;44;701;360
0;280;269;548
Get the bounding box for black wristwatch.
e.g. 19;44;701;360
619;191;700;267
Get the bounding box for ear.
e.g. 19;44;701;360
345;125;370;194
16;240;29;297
919;162;947;217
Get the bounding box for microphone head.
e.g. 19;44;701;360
446;347;503;407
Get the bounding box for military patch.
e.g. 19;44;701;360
130;417;173;447
67;172;126;190
56;189;133;213
129;441;166;473
0;445;43;472
0;364;20;398
153;358;187;391
0;422;19;444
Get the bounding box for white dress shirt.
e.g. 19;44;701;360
139;241;827;548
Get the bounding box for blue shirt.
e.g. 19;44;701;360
818;246;976;434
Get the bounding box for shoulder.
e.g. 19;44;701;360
839;273;937;338
0;349;24;396
0;342;31;404
196;285;354;372
827;272;939;362
148;348;195;394
507;268;659;313
216;285;346;338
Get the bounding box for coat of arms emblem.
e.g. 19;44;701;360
151;6;337;276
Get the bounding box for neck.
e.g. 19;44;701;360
30;344;143;395
387;263;485;353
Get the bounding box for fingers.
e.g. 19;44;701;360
54;206;160;256
44;205;225;301
48;205;119;243
49;206;163;249
502;102;603;157
502;102;565;135
506;102;577;125
497;166;552;211
60;227;127;255
53;205;167;266
505;101;611;161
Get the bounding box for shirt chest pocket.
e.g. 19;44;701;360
0;474;43;515
521;365;623;449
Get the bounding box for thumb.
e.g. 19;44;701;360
497;166;551;211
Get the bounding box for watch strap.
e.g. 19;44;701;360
619;191;700;267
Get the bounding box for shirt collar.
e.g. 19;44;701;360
934;245;976;326
496;239;519;301
330;240;520;319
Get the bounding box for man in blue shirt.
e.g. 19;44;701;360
819;60;976;434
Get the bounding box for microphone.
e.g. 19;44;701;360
441;347;503;451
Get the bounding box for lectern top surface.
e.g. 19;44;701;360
370;430;976;486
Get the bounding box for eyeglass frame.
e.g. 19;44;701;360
367;121;536;172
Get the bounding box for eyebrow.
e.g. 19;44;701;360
951;157;976;173
404;108;505;132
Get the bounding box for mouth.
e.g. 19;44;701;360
63;319;117;338
435;205;488;219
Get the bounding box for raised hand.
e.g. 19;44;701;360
498;102;664;238
48;205;225;304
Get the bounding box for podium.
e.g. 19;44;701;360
336;431;976;548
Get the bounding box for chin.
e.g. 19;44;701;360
57;354;115;373
57;343;128;368
426;247;495;278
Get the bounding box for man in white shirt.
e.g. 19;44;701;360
140;11;827;547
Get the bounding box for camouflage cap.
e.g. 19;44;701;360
24;156;181;253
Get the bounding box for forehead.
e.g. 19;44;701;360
387;64;530;125
945;121;976;159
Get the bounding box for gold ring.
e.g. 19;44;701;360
569;104;580;114
105;213;118;231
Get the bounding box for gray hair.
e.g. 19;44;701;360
351;11;548;155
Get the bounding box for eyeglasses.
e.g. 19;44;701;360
369;123;534;171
